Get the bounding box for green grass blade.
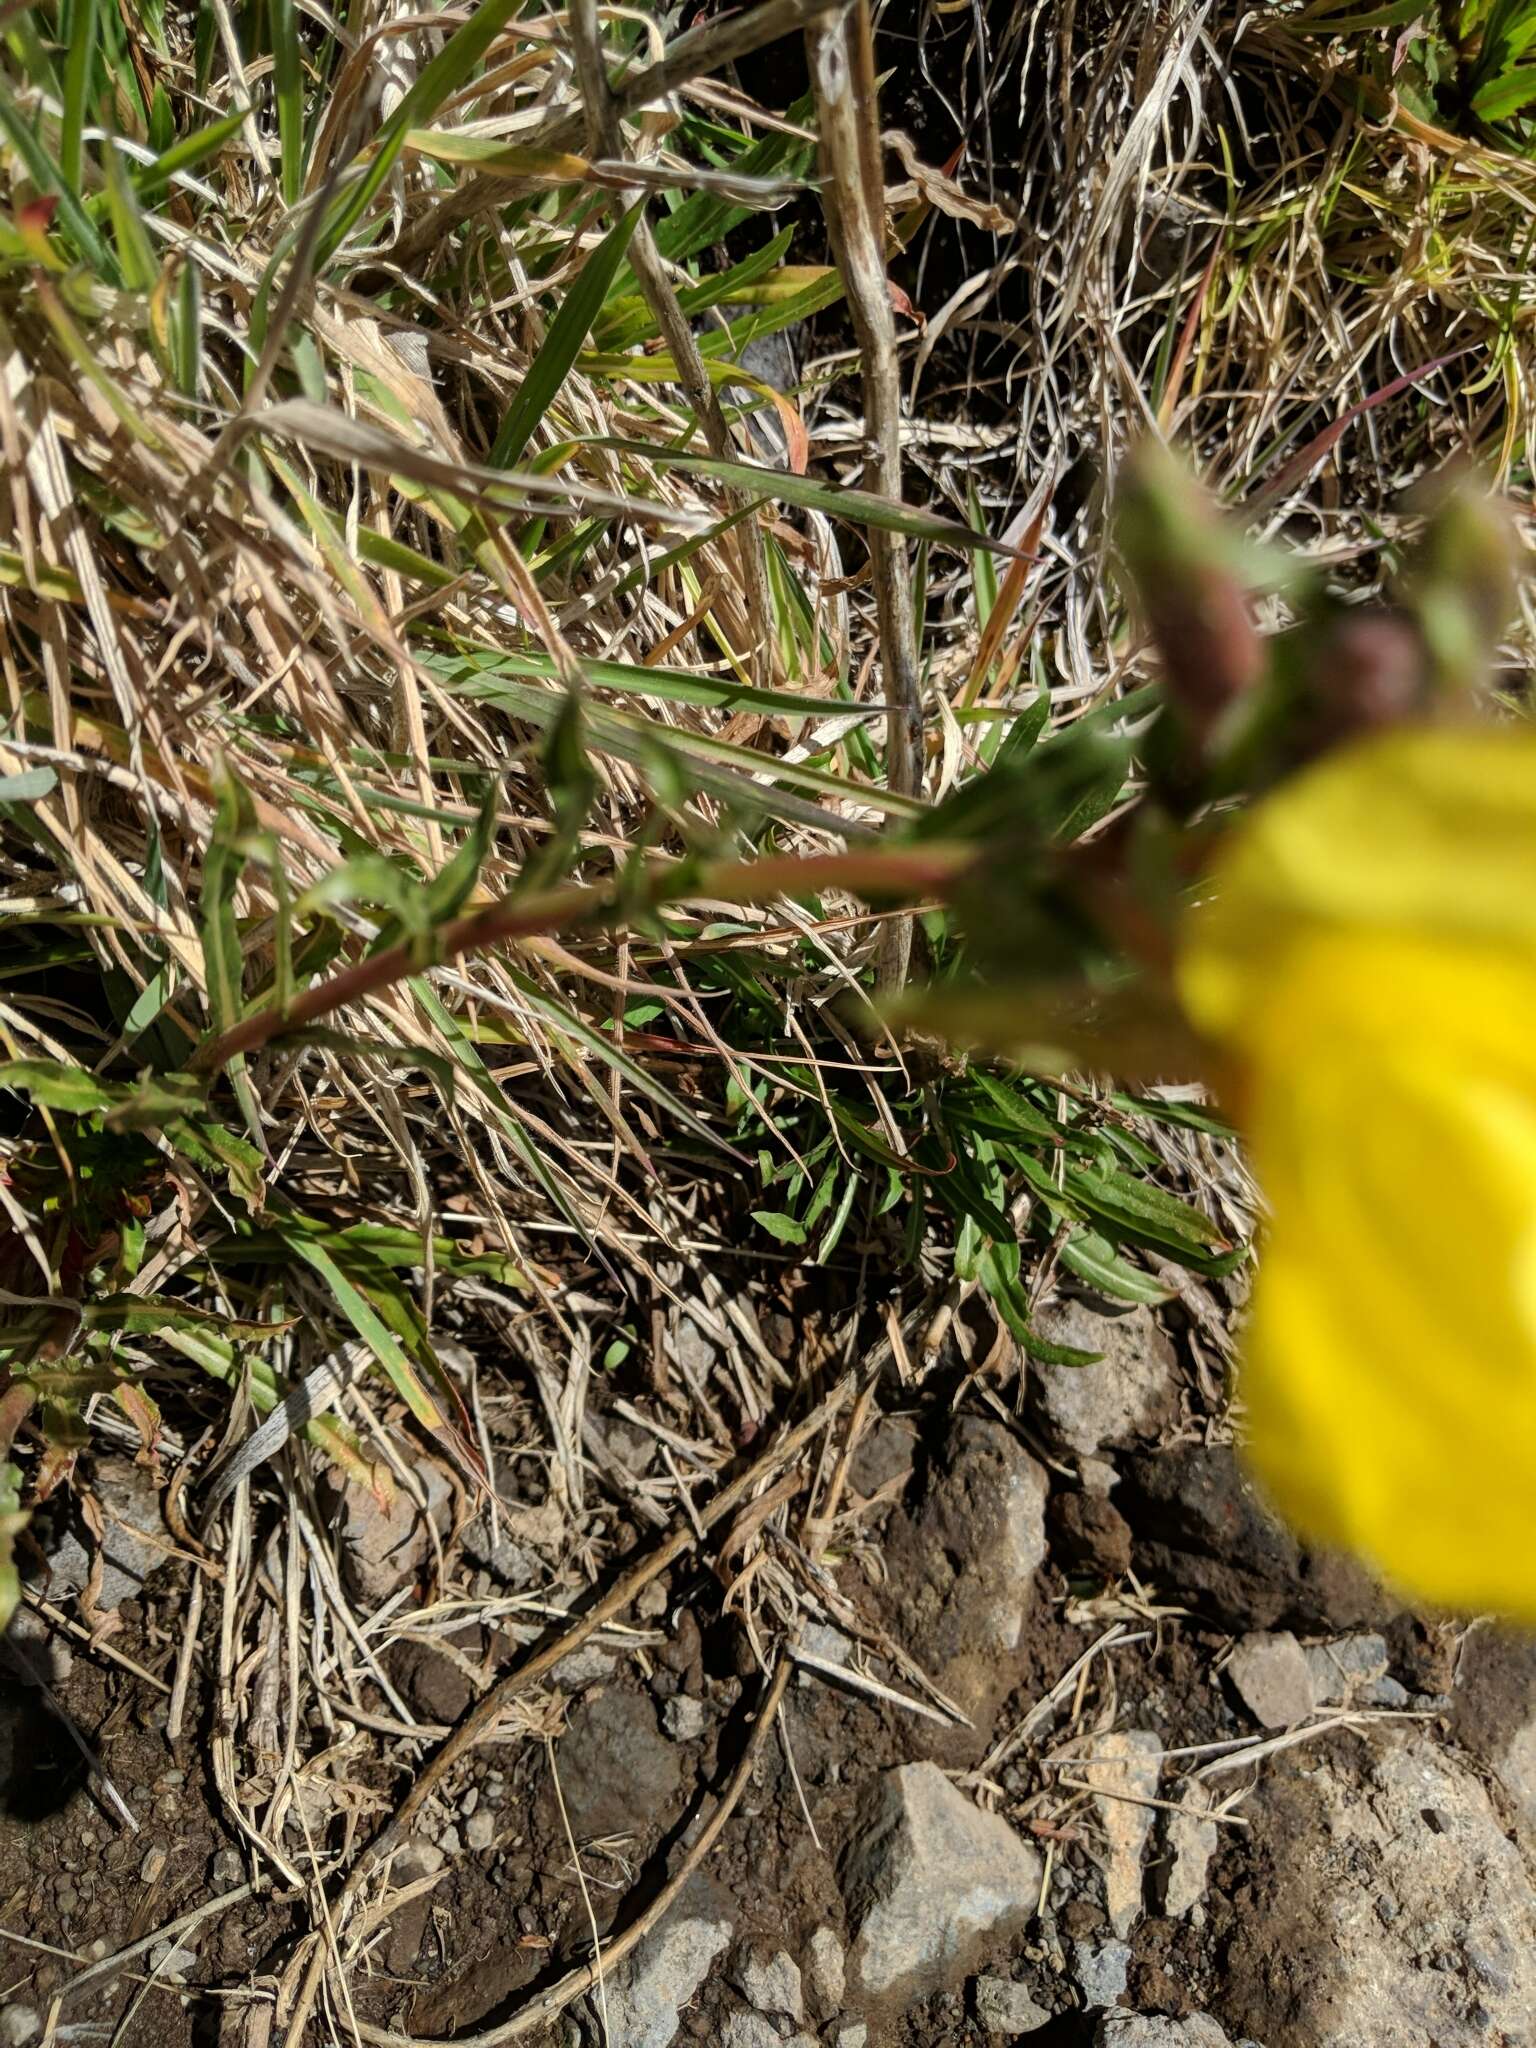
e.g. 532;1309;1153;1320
60;0;101;195
489;201;644;469
318;0;523;263
270;0;304;205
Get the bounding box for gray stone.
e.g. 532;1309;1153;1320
148;1940;197;1983
882;1418;1048;1719
1161;1787;1218;1920
559;1688;685;1841
1450;1625;1536;1848
45;1455;164;1611
1301;1632;1390;1707
1116;1444;1396;1632
720;2020;816;2048
595;1876;732;2048
325;1461;450;1608
662;1695;710;1743
464;1809;495;1853
556;1644;619;1691
1220;1732;1536;2046
0;2009;40;2048
805;1926;845;2016
1073;1939;1131;2008
734;1946;803;2020
1094;2020;1234;2047
1083;1730;1161;1937
1029;1301;1181;1454
840;1761;1042;2001
394;1836;445;1884
1226;1632;1317;1730
833;2029;867;2048
210;1846;244;1889
974;1974;1051;2032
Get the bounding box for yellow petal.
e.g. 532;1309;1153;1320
1180;722;1536;1053
1236;926;1536;1618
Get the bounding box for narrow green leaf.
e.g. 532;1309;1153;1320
60;0;101;194
270;0;304;204
490;202;644;469
589;438;1012;554
0;1058;115;1115
318;0;524;262
752;1209;807;1245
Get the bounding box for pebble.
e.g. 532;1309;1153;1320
139;1846;167;1885
636;1581;669;1622
464;1810;496;1853
148;1940;197;1983
833;2028;868;2048
1029;1300;1181;1454
1226;1632;1318;1729
1084;1730;1161;1937
460;1787;480;1816
0;2008;40;2048
721;2017;816;2048
55;1885;78;1917
1162;1786;1219;1919
805;1926;846;2015
395;1837;445;1883
437;1824;462;1858
841;1761;1042;2000
211;1847;243;1889
1093;2019;1237;2047
735;1946;803;2020
974;1973;1052;2033
662;1695;710;1743
1301;1632;1389;1706
593;1873;732;2048
1073;1938;1132;2008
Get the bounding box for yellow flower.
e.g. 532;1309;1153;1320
1178;723;1536;1619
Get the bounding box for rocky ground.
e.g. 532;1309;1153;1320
3;1290;1535;2048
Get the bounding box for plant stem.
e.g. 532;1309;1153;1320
189;844;969;1078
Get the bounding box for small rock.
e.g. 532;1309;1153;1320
210;1847;244;1889
1049;1491;1133;1578
437;1824;462;1858
1220;1731;1536;2045
1029;1300;1180;1454
594;1873;732;2048
464;1810;495;1853
555;1644;618;1691
721;2016;816;2048
882;1418;1048;1720
394;1836;445;1884
1093;2019;1235;2047
140;1846;167;1885
840;1761;1042;2001
833;2028;868;2048
1084;1730;1160;1937
1073;1938;1131;2008
324;1462;450;1608
1226;1632;1317;1730
55;1885;78;1917
1301;1632;1389;1707
1117;1445;1394;1632
795;1620;854;1687
974;1973;1051;2032
1161;1787;1218;1920
636;1580;669;1622
558;1687;685;1841
805;1926;845;2016
662;1695;710;1742
460;1787;480;1816
734;1946;803;2020
148;1940;197;1983
1450;1625;1536;1847
0;2008;40;2048
43;1455;164;1612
